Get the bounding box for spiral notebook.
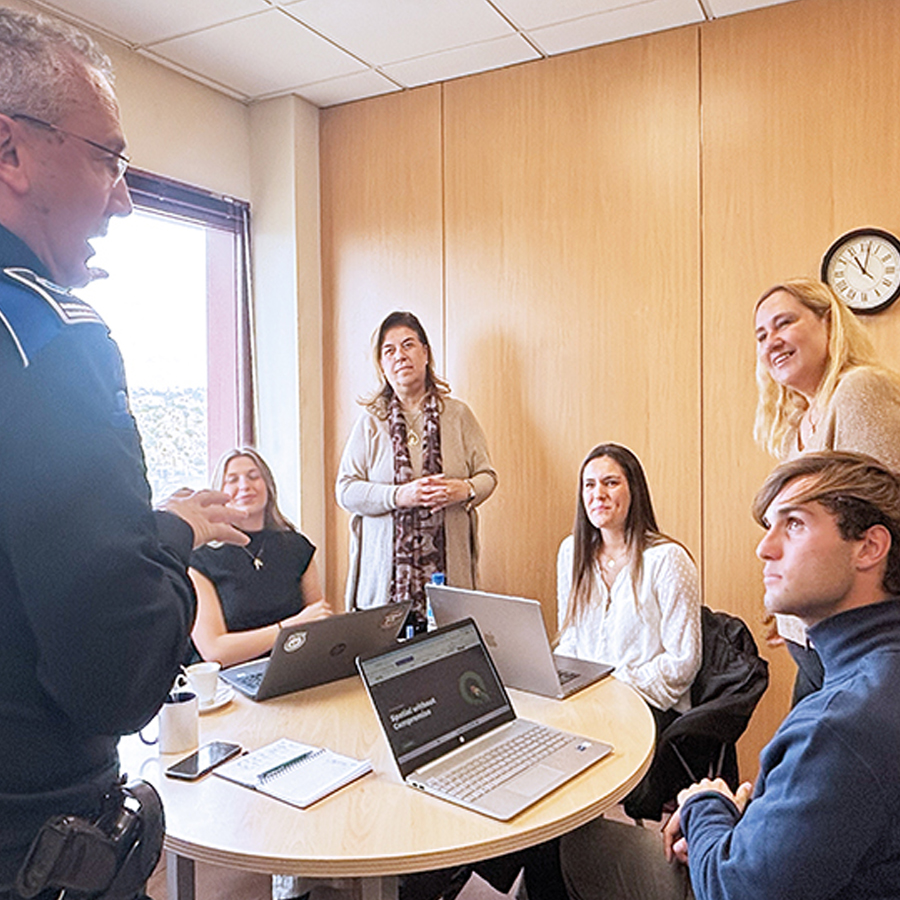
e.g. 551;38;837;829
215;737;372;808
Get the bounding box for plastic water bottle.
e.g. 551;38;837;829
427;572;445;630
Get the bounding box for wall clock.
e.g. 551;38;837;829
821;227;900;314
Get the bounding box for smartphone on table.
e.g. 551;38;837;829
165;741;242;780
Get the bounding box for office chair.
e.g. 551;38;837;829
623;606;770;822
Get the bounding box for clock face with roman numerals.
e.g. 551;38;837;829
821;228;900;314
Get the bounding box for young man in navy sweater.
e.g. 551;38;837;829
562;451;900;900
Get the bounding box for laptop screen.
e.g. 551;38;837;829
359;619;515;777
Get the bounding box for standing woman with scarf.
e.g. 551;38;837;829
337;311;497;631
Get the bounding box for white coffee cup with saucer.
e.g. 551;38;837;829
186;661;221;706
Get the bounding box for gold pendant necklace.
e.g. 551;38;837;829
242;537;266;570
405;408;423;447
806;406;819;435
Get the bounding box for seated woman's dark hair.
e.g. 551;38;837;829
563;443;684;633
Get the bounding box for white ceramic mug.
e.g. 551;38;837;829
186;661;221;705
158;690;199;754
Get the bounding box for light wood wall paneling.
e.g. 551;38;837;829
320;86;444;607
319;0;900;784
702;0;900;774
443;29;702;620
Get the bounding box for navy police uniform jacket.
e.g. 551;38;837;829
0;224;196;885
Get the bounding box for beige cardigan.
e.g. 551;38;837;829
777;365;900;645
336;397;498;611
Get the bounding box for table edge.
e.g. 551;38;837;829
163;746;653;876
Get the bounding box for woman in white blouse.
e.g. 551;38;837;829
557;443;701;725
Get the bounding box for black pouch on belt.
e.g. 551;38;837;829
15;779;164;900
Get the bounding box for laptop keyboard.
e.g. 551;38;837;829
235;670;264;691
424;724;572;803
556;667;579;685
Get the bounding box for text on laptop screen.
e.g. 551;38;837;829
361;622;514;771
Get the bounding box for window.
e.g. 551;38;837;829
78;170;253;500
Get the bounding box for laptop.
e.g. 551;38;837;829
356;618;613;820
426;584;614;699
221;602;411;701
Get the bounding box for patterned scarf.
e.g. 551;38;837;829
389;390;446;629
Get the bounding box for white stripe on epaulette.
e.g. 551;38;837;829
4;267;106;327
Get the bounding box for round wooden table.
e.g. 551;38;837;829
120;674;654;899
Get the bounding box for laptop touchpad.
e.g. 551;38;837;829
504;764;562;796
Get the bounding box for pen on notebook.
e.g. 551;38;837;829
257;750;314;782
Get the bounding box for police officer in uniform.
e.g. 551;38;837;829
0;9;249;896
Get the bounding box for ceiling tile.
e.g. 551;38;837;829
530;0;705;56
293;71;401;108
32;0;806;107
282;0;515;65
148;8;365;98
705;0;798;16
37;0;268;45
381;34;540;88
492;0;656;31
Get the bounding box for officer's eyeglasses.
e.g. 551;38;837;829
8;112;130;186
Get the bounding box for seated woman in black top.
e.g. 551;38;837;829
190;448;332;667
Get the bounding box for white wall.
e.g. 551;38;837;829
109;42;251;201
249;96;325;566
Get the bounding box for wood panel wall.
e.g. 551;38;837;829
441;30;701;603
701;0;900;762
320;0;900;776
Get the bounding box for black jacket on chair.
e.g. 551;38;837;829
623;607;769;821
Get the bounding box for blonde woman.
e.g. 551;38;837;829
755;277;900;465
190;448;331;667
755;277;900;699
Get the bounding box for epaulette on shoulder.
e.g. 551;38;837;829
0;266;106;367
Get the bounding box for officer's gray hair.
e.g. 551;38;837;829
0;7;114;123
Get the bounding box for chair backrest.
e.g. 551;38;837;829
661;606;770;747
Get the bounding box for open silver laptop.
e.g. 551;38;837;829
426;584;613;699
357;618;612;821
221;602;410;701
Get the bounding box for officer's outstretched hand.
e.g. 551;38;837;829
158;488;250;548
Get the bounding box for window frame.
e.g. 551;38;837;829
124;168;255;471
